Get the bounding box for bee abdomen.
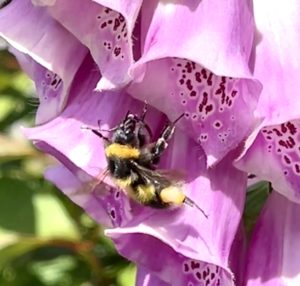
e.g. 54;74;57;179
159;186;185;206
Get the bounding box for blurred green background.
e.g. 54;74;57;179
0;48;135;285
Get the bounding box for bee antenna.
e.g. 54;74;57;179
184;197;208;219
173;113;185;125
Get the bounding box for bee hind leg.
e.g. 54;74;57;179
184;196;208;219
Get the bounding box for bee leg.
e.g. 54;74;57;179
150;113;185;163
81;125;110;142
140;101;148;121
184;197;208;219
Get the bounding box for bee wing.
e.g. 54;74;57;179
70;168;112;197
129;160;169;182
155;169;186;183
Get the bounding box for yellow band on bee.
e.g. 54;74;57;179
105;143;140;159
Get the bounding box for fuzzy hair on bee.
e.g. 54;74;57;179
82;104;207;218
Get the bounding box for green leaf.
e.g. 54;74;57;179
118;264;136;286
0;177;35;234
244;181;270;237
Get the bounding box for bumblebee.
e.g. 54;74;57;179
83;104;207;217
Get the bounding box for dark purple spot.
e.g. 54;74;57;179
113;18;120;31
114;47;121;57
119;14;125;22
287;136;296;148
284;155;291;164
279;140;289;149
214;121;221;128
207;72;213;86
190;90;197;97
185;61;193;73
108;19;113;24
201;68;208;79
195;72;202;83
287;122;297;135
100;22;107;29
205;104;213;114
273;128;282;137
196;272;201;280
191;261;200;270
121;23;126;33
203;270;208;279
281;124;288;133
186;79;193;91
231;90;238;97
210;273;215;280
110;209;116;219
295;164;300;174
183;263;189;272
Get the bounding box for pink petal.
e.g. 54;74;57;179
136;0;255;78
106;149;247;280
245;191;300;286
128;58;261;166
45;164;114;227
136;267;169;286
252;0;300;125
0;0;87;123
112;234;234;286
31;0;56;6
235;120;300;203
47;0;142;89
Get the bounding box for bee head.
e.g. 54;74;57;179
112;112;151;147
112;113;138;145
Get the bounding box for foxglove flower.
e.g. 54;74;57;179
234;0;300;285
1;0;263;285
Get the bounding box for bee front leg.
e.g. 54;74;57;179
150;113;184;163
81;125;111;142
